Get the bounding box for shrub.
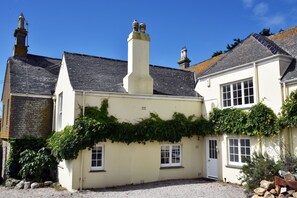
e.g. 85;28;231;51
6;137;47;179
239;152;281;190
19;147;57;182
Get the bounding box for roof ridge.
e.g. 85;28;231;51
64;51;127;63
251;33;289;55
64;51;192;73
27;53;61;61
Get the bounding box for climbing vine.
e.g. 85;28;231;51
47;99;280;161
47;99;211;161
209;103;279;137
279;90;297;128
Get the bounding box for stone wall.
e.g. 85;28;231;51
9;96;53;138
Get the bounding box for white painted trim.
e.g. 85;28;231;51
160;144;182;167
74;90;203;102
10;93;53;99
90;145;104;171
283;78;297;85
198;54;293;80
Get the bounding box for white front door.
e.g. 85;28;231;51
206;138;218;179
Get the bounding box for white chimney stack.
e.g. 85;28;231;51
123;20;153;94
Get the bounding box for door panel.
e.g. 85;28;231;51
206;138;218;179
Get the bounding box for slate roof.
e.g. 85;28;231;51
8;54;61;95
269;26;297;81
64;52;198;97
198;33;292;78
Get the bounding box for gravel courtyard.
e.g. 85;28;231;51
0;179;246;198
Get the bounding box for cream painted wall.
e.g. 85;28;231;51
257;60;283;113
74;93;202;122
67;137;203;190
196;56;289;184
54;56;75;131
57;92;202;190
196;64;254;118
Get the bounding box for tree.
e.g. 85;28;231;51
211;50;223;57
259;28;274;36
225;38;242;52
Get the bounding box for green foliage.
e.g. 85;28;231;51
6;136;47;179
48;99;211;161
19;147;57;182
225;38;242;52
247;103;278;136
209;103;279;136
239;152;281;190
211;51;223;57
209;108;248;135
259;28;274;36
279;90;297;128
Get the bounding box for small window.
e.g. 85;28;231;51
161;144;181;167
91;145;104;171
222;79;254;108
228;138;250;166
57;93;63;130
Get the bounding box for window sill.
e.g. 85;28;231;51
225;164;243;169
89;170;106;173
160;166;184;170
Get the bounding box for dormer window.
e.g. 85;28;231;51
222;79;254;108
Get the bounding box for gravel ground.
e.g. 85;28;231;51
0;179;247;198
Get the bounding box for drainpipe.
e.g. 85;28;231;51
79;91;86;191
281;82;292;156
253;62;260;103
254;62;262;152
52;95;56;131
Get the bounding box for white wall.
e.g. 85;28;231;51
74;93;202;122
196;56;289;184
56;92;203;190
54;56;75;131
70;137;203;190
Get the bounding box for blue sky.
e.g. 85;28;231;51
0;0;297;102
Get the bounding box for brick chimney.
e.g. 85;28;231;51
178;47;191;69
13;13;28;57
123;20;153;94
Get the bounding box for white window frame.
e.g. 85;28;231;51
228;138;251;166
90;145;104;171
160;144;182;167
57;92;63;130
221;79;254;108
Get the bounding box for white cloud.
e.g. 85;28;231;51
260;15;286;27
253;3;269;16
242;0;254;8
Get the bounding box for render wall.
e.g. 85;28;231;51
196;57;287;184
59;137;203;190
57;93;202;190
74;94;202;122
54;56;75;131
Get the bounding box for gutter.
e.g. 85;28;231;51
197;54;293;80
74;90;203;102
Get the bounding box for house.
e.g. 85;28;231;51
0;14;61;179
196;27;297;183
2;14;297;191
54;20;203;190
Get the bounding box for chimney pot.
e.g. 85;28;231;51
133;20;139;32
140;23;146;33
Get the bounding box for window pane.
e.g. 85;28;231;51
91;146;103;169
